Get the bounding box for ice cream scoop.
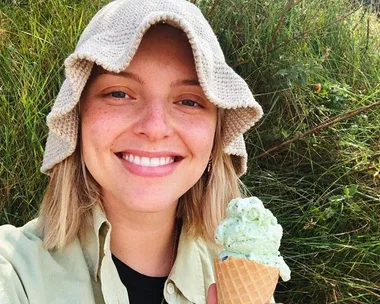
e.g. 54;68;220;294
215;196;291;281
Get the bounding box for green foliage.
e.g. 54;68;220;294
1;0;379;303
200;0;380;302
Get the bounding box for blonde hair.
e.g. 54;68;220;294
37;108;243;250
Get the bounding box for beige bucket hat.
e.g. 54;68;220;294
41;0;263;176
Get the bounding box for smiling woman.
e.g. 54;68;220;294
0;0;262;303
81;26;218;219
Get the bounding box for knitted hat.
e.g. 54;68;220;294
41;0;263;176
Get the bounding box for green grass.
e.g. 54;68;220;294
1;0;379;303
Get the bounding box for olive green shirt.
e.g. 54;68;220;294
0;205;216;304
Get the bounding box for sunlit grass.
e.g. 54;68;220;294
1;0;379;303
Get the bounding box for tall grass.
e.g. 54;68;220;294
1;0;379;303
197;0;380;303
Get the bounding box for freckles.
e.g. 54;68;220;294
195;120;216;138
84;108;114;137
186;124;215;156
182;116;215;135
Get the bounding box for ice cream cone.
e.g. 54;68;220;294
214;257;279;304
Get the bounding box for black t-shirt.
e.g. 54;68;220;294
112;254;167;304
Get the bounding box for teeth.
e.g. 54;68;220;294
122;154;175;167
141;157;149;166
151;157;160;166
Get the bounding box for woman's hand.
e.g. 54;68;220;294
207;283;217;304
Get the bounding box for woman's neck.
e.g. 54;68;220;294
104;202;178;277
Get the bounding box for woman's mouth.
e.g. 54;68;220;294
121;153;176;167
115;152;183;177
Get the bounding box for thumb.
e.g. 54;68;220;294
207;283;217;304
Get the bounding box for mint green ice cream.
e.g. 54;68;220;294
215;196;291;281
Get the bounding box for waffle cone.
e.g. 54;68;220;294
214;257;279;304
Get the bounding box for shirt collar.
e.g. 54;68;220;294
80;204;110;282
81;205;214;303
168;229;214;303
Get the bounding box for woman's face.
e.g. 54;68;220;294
80;26;217;214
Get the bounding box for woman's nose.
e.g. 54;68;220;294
133;99;173;141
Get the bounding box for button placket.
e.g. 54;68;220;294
166;282;175;295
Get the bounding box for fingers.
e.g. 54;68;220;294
207;283;217;304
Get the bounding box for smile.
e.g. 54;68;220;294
121;154;175;167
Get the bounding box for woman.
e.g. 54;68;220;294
0;0;263;303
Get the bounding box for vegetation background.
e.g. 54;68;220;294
0;0;379;303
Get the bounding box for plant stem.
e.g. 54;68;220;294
257;99;380;158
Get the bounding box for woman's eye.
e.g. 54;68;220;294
110;91;129;98
179;99;200;107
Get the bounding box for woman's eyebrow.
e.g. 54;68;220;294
170;79;200;88
99;70;145;84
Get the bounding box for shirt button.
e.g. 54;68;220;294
166;282;175;294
